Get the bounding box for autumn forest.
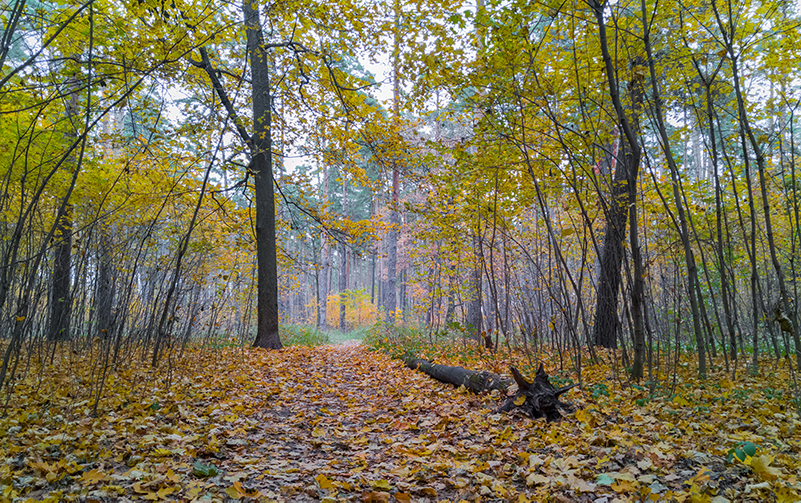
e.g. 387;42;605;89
2;0;801;500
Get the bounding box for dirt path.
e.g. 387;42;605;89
334;339;363;347
212;344;505;502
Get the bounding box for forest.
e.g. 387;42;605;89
2;0;801;500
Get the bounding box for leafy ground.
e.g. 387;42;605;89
1;337;800;502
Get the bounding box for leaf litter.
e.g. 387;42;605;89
0;342;800;502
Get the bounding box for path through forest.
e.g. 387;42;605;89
201;344;755;502
222;342;496;501
3;342;792;501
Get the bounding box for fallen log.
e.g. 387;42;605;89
404;356;576;421
402;357;511;393
496;364;577;422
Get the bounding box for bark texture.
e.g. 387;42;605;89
496;365;577;422
49;211;72;341
403;357;510;393
592;145;629;349
95;229;116;340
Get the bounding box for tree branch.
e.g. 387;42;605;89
190;47;252;146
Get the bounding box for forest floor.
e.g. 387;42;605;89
1;339;800;502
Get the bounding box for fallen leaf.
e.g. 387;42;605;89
315;473;334;489
749;455;781;481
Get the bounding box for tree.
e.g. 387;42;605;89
191;3;283;350
244;1;282;349
589;1;645;363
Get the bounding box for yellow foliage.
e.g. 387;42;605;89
317;289;378;328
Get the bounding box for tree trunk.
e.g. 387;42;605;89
713;0;801;370
466;234;483;343
339;174;348;331
403;357;510;393
592;135;628;349
384;0;402;325
95;228;116;340
591;3;645;369
48;71;80;342
339;244;347;331
244;0;281;350
49;210;72;341
405;359;576;422
641;2;706;377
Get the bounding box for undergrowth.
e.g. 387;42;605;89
279;324;329;346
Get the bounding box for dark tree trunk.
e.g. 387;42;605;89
49;73;80;343
49;209;72;341
592;141;629;349
399;268;406;323
95;229;116;340
370;245;376;305
641;4;705;377
403;357;510;393
244;0;282;350
385;0;400;324
339;245;347;331
590;2;645;355
319;233;330;330
466;234;483;343
339;175;348;331
385;206;398;324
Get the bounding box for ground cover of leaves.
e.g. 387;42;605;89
1;341;800;502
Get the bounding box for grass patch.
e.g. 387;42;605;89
280;324;330;346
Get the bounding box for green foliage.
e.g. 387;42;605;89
727;441;758;464
280;325;330;347
192;460;219;478
365;322;429;359
549;375;575;388
587;383;610;399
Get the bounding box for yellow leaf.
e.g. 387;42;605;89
775;486;801;503
750;455;781;481
156;487;176;498
80;469;107;485
315;474;333;489
225;486;241;500
526;473;549;486
575;408;591;424
514;395;526;406
672;395;690;406
611;479;636;493
372;479;392;490
165;469;180;483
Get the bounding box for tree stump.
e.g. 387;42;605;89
496;364;577;422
